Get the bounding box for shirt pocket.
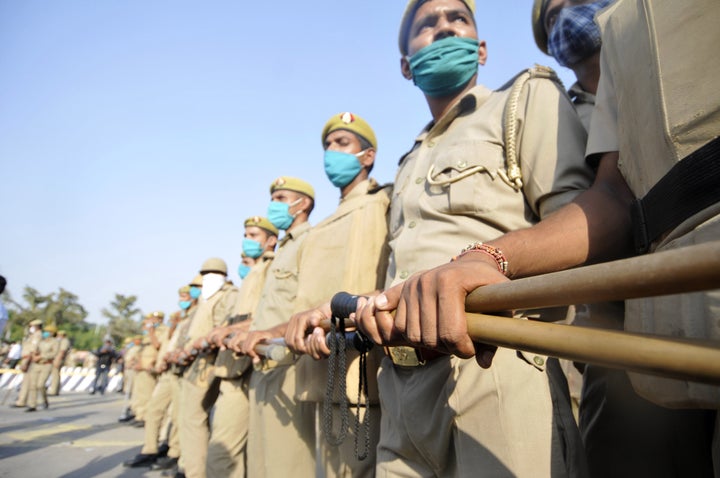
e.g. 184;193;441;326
425;141;505;215
271;266;298;301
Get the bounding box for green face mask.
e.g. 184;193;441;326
408;37;479;98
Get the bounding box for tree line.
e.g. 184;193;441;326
1;287;144;350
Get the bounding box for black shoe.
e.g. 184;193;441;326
151;456;178;471
157;442;169;457
25;407;37;412
123;453;157;468
131;420;145;428
118;414;135;423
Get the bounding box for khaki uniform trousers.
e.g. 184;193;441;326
317;403;380;478
141;373;178;455
123;368;135;395
132;370;157;421
375;348;581;477
179;376;220;478
48;365;62;395
206;375;250;478
28;363;52;409
247;364;315;477
169;373;182;461
14;367;30;406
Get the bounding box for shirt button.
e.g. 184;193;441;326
399;271;409;279
427;141;435;148
533;356;545;367
415;177;423;184
408;221;416;228
457;160;467;168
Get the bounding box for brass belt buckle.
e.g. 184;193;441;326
387;346;425;367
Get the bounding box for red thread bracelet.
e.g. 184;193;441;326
451;242;509;276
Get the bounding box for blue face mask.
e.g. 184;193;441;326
408;37;479;98
189;286;201;300
242;238;264;258
238;264;251;279
324;150;364;188
179;300;192;310
267;199;299;230
547;0;611;67
42;331;51;339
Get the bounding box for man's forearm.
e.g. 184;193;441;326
493;152;634;278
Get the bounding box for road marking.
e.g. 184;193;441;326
0;424;138;447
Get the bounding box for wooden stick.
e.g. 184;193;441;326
465;312;720;383
466;241;720;312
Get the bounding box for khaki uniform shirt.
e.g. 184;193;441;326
387;79;593;287
586;0;720;408
36;337;60;363
124;345;139;369
22;330;42;358
251;221;312;332
155;317;182;371
184;282;240;350
234;251;275;317
54;337;71;367
214;252;275;378
293;179;390;403
139;325;169;370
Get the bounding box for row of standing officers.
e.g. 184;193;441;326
121;0;719;477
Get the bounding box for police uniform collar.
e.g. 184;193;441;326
422;84;492;144
279;221;311;246
261;250;275;262
340;178;375;203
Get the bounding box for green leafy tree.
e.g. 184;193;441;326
2;286;93;347
102;294;142;345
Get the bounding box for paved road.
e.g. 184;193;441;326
0;389;166;478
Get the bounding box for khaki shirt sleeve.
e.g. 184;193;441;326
518;77;594;218
585;43;619;166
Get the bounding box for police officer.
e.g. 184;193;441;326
239;177;316;477
130;312;168;427
118;335;142;422
179;258;239;478
356;0;592;475
285;112;390;477
532;0;620;421
26;323;59;412
48;329;71;396
125;301;187;468
158;276;202;475
12;319;43;408
205;216;278;478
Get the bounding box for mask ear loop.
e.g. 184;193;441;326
288;197;304;218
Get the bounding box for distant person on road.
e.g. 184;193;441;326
4;341;22;369
91;338;117;395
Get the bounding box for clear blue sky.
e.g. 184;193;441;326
0;1;575;324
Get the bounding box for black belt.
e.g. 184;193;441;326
631;136;720;254
227;314;250;325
